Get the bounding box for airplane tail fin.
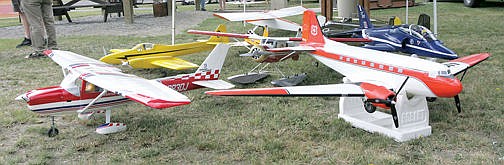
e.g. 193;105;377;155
207;24;230;43
357;5;373;29
302;10;325;44
262;26;269;37
192;43;234;89
195;43;231;75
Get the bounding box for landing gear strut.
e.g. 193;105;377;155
47;116;59;137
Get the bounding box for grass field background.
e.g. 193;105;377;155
0;1;503;164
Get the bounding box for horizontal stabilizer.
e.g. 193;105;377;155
362;44;397;52
329;38;372;42
193;80;235;89
443;53;490;75
206;84;365;97
151;57;199;70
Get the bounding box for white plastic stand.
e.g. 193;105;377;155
338;93;432;142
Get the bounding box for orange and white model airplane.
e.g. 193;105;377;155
201;10;490;141
99;25;228;70
16;44;233;136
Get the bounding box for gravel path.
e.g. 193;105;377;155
0;10;212;39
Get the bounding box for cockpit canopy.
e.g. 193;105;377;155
399;24;437;42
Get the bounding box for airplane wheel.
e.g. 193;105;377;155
47;127;59;137
364;102;376;113
426;97;437;102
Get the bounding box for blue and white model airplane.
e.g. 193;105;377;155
329;5;458;60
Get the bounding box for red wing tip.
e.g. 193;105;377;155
148;100;191;109
43;50;53;56
205;90;225;96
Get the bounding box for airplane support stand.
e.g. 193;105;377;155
95;109;127;135
338;93;431;142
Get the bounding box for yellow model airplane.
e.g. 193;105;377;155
99;25;229;70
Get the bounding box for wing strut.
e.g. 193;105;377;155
77;89;109;114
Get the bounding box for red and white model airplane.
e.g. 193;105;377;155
15;44;233;136
202;10;490;141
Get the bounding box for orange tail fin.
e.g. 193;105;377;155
302;10;325;44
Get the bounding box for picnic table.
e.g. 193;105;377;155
53;0;124;22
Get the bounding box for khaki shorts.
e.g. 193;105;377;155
12;0;21;12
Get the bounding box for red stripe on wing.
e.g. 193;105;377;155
187;30;250;39
206;88;289;96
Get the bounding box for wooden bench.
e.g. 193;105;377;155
93;2;123;22
52;6;75;22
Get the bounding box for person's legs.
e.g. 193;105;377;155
16;13;32;48
200;0;205;10
20;13;30;39
219;0;225;10
41;0;57;49
13;0;31;48
21;0;45;56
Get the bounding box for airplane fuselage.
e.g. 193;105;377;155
17;86;127;115
100;41;216;68
17;70;220;115
156;69;221;92
361;26;458;60
308;38;462;98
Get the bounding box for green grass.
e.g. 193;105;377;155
0;1;503;164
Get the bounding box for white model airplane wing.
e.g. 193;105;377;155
45;50;191;109
213;6;306;31
214;6;306;21
205;84;365;97
187;30;302;41
193;80;235;89
247;18;301;32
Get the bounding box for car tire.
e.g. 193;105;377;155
464;0;484;7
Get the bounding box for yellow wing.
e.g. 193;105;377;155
151;57;199;70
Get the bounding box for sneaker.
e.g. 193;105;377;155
25;52;45;58
16;38;31;48
201;8;206;11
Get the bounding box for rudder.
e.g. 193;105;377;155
301;10;325;44
357;5;373;29
195;44;231;74
208;24;229;43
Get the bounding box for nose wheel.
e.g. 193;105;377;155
47;116;59;137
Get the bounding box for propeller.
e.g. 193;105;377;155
454;69;467;113
454;95;461;113
390;76;410;128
